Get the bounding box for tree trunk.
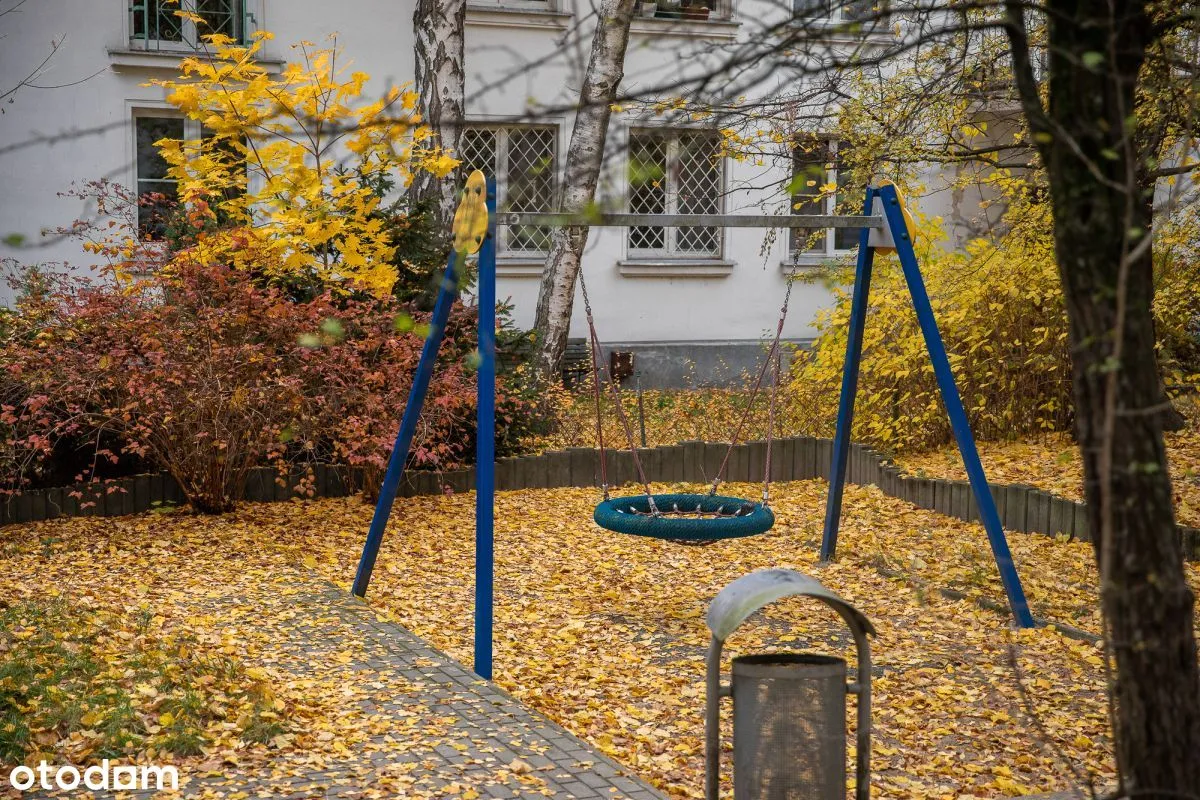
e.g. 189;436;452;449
1008;0;1200;793
410;0;467;232
531;0;639;380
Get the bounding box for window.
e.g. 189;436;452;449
135;116;184;239
134;114;244;238
131;0;245;50
792;0;874;24
627;130;723;258
459;125;558;255
789;139;857;259
654;0;733;21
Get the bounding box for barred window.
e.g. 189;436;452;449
459;126;558;255
131;0;245;49
627;130;723;258
790;138;857;259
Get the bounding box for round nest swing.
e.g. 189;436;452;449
593;493;775;541
577;273;795;544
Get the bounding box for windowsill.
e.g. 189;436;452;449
629;15;740;38
781;252;855;269
619;258;734;277
109;46;284;70
465;6;574;28
496;257;546;277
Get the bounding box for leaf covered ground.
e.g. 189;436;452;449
8;481;1199;798
547;389;1200;527
896;427;1200;527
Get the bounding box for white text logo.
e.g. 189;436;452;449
7;760;178;792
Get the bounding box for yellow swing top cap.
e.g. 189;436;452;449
451;169;489;255
873;179;916;254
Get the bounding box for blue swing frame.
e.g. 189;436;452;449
350;179;1032;684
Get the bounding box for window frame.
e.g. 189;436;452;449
625;128;726;261
132;110;248;240
132;111;192;240
129;0;248;51
459;123;560;259
467;0;556;11
789;138;857;262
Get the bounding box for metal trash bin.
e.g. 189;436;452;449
705;568;875;800
732;653;847;800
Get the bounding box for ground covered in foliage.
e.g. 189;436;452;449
896;426;1200;527
8;482;1199;798
548;390;1200;527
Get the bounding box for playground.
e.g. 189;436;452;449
5;473;1182;797
4;173;1198;798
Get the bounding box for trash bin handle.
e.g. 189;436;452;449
704;637;723;800
850;618;872;800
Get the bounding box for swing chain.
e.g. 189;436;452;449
762;347;782;507
707;278;794;501
579;267;658;508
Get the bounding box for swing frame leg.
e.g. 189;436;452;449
820;190;877;563
474;179;498;680
821;184;1035;629
351;250;462;598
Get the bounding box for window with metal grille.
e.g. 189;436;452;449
789;139;857;259
131;0;245;49
627;130;723;258
459;126;558;255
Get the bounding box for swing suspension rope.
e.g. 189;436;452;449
579;265;793;529
580;267;659;512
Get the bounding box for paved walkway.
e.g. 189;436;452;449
32;581;666;800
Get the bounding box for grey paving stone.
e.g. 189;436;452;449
25;579;666;800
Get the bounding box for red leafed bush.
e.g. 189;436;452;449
299;296;479;500
1;260;549;513
3;261;311;512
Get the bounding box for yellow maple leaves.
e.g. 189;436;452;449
148;33;459;297
9;477;1200;796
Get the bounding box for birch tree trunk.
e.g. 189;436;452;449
532;0;640;380
410;0;467;232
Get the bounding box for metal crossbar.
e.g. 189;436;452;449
494;213;884;229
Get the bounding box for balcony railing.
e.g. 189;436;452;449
131;0;245;50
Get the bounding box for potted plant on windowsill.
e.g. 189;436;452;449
681;0;711;19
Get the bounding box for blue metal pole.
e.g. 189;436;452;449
819;189;878;562
877;183;1035;628
351;251;461;598
473;178;497;679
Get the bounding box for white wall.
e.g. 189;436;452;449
0;0;949;356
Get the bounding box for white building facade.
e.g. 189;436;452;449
0;0;975;385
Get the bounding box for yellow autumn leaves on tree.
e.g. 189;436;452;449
150;32;459;297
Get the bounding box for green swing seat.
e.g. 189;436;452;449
593;493;775;541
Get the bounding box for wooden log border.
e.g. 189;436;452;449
3;438;1197;563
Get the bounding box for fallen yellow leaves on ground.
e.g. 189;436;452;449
4;481;1198;798
546;389;1199;527
897;427;1200;527
0;598;284;767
